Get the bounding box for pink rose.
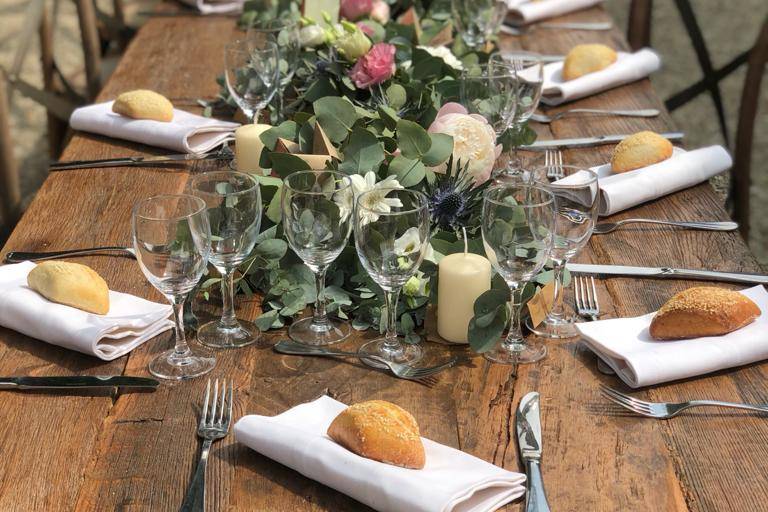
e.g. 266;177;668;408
428;102;502;186
349;43;396;89
370;0;391;24
340;0;373;21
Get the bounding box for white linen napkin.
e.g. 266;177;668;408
577;286;768;388
234;396;526;512
0;262;173;361
69;101;239;154
178;0;244;14
539;48;661;106
506;0;603;25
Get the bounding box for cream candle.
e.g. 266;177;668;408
437;252;492;343
235;124;271;172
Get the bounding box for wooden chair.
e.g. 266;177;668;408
0;77;22;238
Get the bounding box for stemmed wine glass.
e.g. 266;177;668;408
354;189;430;366
481;183;555;364
281;171;353;345
224;38;280;123
132;194;215;380
452;0;508;50
527;165;599;339
187;171;263;348
460;63;518;143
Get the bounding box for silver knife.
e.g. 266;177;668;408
516;392;551;512
49;150;232;171
0;376;159;389
567;263;768;284
522;132;684;150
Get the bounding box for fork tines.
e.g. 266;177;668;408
200;378;234;430
545;149;564;179
574;275;599;320
599;384;654;416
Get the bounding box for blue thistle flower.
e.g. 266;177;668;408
426;156;488;232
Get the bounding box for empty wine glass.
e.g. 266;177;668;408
481;184;555;364
527;165;599;339
281;171;353;345
187;171;263;348
354;189;430;366
460;63;518;141
452;0;507;50
224;38;280;123
132;195;215;380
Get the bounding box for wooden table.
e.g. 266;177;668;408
1;5;766;511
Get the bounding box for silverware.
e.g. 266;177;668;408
573;277;614;375
502;21;612;35
522;132;684;150
593;218;738;234
530;108;660;124
180;379;233;512
273;340;457;386
544;149;564;179
566;263;768;284
4;246;136;263
516;392;551;512
600;385;768;419
49;150;232;171
0;375;159;389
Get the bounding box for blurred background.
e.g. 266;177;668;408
0;0;766;265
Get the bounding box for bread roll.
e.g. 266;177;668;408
649;287;760;340
112;90;174;122
562;44;617;81
27;261;110;315
327;400;425;469
611;131;674;173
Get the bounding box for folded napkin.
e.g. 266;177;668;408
69;101;239;154
234;396;526;512
0;262;173;361
178;0;244;14
539;48;661;106
506;0;603;25
577;286;768;388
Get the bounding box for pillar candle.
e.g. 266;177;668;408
437;252;492;343
235;124;271;172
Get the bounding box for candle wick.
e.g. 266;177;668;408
462;226;468;255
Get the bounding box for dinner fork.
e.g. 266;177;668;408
179;379;233;512
4;246;136;263
530;108;660;124
574;276;614;375
592;218;738;234
544;149;564;179
501;21;612;36
599;385;768;419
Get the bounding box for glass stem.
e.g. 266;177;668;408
220;271;238;329
502;282;523;347
312;266;330;330
382;288;401;352
549;259;566;321
508;123;523;170
171;298;192;359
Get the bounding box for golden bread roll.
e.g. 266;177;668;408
611;130;674;173
649;287;760;340
27;261;110;315
562;44;617;81
112;90;174;122
327;400;425;469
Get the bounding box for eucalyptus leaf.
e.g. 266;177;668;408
339;128;385;175
468;289;509;353
421;133;453;167
388;155;426;188
396;119;432;159
313;96;359;143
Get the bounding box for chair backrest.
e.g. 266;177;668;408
0;78;21;236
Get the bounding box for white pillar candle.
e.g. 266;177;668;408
437;252;492;343
235;124;271;172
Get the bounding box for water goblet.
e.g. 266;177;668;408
452;0;508;50
354;189;430;366
481;183;555;364
460;63;519;142
187;171;263;348
281;171;353;345
224;38;280;123
132;194;215;380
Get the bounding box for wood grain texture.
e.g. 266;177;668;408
0;3;765;512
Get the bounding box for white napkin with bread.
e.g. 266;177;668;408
177;0;244;15
577;286;768;388
506;0;603;25
234;396;526;512
69;101;239;154
0;262;173;361
539;48;661;106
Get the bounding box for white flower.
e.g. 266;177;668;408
417;45;464;70
334;171;404;225
394;227;436;263
299;25;325;48
403;271;430;297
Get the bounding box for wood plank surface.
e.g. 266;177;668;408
0;4;765;512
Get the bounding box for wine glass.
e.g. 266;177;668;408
354;189;430;366
481;183;555;364
132;195;215;380
224;38;280;123
460;63;518;142
281;171;353;345
527;165;599;339
452;0;507;50
187;171;263;348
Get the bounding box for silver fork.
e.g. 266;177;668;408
179;379;233;512
600;385;768;419
4;246;136;262
530;108;660;124
544;149;564;179
501;21;613;36
592;218;738;235
573;276;614;375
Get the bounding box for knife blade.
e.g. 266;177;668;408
516;392;550;512
567;263;768;284
521;132;684;150
49;150;232;171
0;376;160;389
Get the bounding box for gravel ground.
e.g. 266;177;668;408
1;0;766;264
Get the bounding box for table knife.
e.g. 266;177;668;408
516;392;551;512
49;151;232;171
567;263;768;284
0;376;159;389
521;132;684;150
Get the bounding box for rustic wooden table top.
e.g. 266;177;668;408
1;4;766;512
